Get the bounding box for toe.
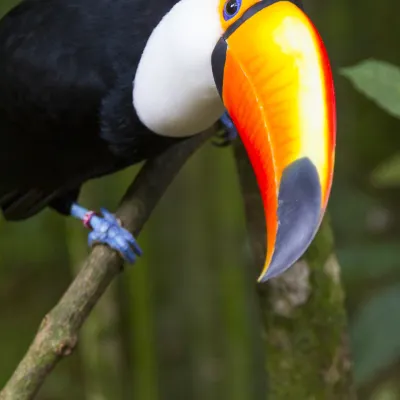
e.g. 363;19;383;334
88;230;103;247
114;235;137;263
87;208;142;263
100;208;119;223
124;232;143;256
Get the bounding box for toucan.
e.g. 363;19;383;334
0;0;335;282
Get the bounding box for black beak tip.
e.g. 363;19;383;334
260;157;322;282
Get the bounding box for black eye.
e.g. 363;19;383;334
223;0;242;21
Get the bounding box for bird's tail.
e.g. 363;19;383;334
0;189;53;221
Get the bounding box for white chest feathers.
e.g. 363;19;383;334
133;0;225;137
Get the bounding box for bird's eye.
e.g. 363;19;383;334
223;0;242;21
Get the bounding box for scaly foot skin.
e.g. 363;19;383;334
213;112;238;147
86;208;142;263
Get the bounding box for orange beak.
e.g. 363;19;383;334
212;0;336;281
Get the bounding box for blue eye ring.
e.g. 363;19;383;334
223;0;242;21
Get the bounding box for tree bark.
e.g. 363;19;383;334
233;141;357;399
0;129;213;400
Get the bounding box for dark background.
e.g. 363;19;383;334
1;0;400;399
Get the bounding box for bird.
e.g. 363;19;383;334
0;0;336;282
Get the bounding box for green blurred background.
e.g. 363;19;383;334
2;0;400;399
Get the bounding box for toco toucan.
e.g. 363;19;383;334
0;0;336;281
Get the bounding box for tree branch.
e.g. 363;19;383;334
0;129;213;400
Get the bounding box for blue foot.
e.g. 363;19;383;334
69;202;142;263
213;112;238;147
86;208;142;263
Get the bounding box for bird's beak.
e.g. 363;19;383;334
212;0;336;282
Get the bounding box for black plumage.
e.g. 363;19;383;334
0;0;182;220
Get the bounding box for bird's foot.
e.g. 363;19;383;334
213;112;238;147
84;208;142;263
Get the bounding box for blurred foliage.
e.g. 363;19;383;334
341;57;400;391
341;60;400;120
341;60;400;189
2;0;400;399
350;284;400;385
371;154;400;188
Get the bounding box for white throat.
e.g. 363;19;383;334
133;0;225;137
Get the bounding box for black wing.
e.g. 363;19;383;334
0;0;179;220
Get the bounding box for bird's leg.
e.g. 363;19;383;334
213;111;238;147
69;203;142;263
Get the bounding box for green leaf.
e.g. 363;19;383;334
350;284;400;385
0;0;22;19
371;153;400;187
340;59;400;119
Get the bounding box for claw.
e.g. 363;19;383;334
87;208;142;263
213;112;238;147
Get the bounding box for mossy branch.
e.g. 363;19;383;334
0;129;213;400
